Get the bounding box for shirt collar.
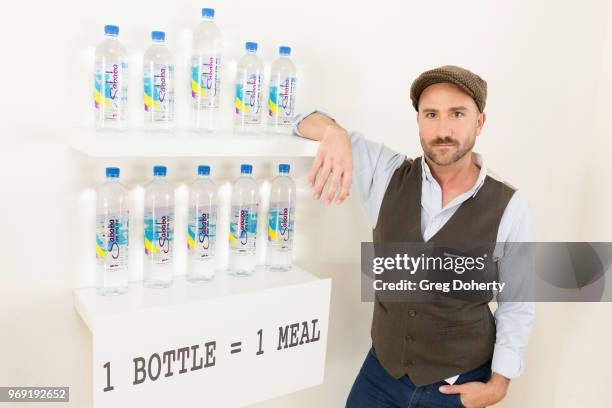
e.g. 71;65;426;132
421;152;487;198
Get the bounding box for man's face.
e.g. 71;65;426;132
416;83;485;166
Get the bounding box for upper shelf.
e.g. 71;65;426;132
70;128;319;158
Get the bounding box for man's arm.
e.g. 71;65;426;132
440;191;535;407
491;190;535;381
294;111;406;225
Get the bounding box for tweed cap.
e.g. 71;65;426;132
410;65;487;112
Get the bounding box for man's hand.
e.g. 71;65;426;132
308;124;353;205
438;372;509;408
297;113;353;205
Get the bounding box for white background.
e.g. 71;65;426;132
1;0;612;406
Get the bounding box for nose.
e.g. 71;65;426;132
435;116;453;139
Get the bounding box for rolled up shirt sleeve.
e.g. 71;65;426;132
292;108;334;138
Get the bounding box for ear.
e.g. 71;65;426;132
475;111;486;136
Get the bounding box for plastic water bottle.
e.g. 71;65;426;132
144;166;174;288
268;46;297;134
234;42;264;133
94;25;128;129
266;164;296;271
229;164;259;275
192;7;222;132
187;165;218;282
143;31;174;130
96;167;129;295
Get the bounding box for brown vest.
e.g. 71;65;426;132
371;157;516;386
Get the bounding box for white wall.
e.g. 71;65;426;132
1;0;611;407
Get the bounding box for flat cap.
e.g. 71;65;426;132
410;65;487;112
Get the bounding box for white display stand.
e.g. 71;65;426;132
74;267;331;407
72;127;329;406
70;129;319;158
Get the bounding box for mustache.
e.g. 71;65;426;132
430;137;458;146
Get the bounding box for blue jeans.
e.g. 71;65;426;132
346;346;492;408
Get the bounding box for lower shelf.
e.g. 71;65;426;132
73;266;332;407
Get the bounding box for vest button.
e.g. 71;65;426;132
403;359;415;367
405;334;414;342
408;309;417;317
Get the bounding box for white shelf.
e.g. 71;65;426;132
73;266;321;332
70;128;318;158
73;266;332;407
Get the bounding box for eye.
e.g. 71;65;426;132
425;112;436;119
452;111;464;118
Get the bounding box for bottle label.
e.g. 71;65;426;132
235;74;263;124
144;64;174;122
267;203;294;251
144;208;174;264
229;205;258;254
94;62;128;120
96;214;129;270
191;55;221;109
187;205;217;260
268;76;297;125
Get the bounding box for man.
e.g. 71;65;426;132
293;66;534;408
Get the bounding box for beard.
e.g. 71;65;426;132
421;135;476;166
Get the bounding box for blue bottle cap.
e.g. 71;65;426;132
198;165;211;176
202;8;215;18
245;42;258;52
240;164;253;174
106;167;120;178
152;31;165;41
279;164;290;173
279;46;291;56
153;165;167;176
104;25;119;37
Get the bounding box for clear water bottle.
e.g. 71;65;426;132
266;164;296;271
187;165;218;282
94;25;128;130
229;164;259;275
234;42;264;133
268;46;297;134
96;167;129;295
192;7;222;132
144;166;174;288
143;31;174;130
